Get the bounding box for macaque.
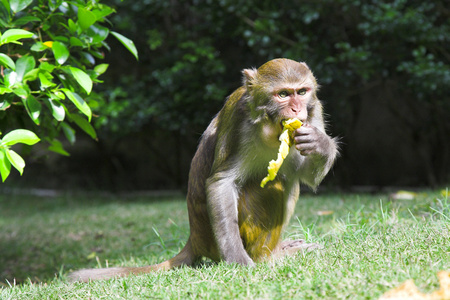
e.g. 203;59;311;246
69;58;338;282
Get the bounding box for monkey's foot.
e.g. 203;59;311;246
280;239;322;253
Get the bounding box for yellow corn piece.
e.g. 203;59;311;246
282;118;303;132
260;118;302;188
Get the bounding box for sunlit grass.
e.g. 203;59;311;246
1;189;449;299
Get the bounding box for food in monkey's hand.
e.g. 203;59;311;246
260;118;302;188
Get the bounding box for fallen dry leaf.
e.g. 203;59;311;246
317;210;334;216
389;190;417;200
379;271;450;300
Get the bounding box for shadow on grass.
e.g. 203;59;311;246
0;193;188;285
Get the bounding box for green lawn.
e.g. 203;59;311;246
0;189;449;299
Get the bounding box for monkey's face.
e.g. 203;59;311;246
243;58;318;137
272;81;315;123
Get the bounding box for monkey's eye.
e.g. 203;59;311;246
278;91;289;98
298;88;307;95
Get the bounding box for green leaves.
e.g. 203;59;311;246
22;95;41;125
0;53;15;69
15;55;35;82
69;67;92;94
78;7;97;31
0;0;137;182
1;129;40;146
70;114;97;140
111;31;139;60
51;41;69;65
0;129;40;181
9;0;33;13
47;98;65;121
0;29;33;45
61;89;92;121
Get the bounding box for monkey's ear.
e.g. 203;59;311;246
242;68;258;88
300;62;311;70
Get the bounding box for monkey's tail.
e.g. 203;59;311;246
68;239;196;282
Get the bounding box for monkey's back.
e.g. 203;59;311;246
186;117;221;261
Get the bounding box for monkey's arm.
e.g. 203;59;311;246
206;172;255;266
294;124;338;189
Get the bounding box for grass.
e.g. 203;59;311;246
0;189;449;299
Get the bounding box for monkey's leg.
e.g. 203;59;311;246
206;176;255;266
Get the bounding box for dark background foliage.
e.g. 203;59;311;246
4;0;450;191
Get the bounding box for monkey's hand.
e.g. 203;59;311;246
294;124;338;189
294;124;334;157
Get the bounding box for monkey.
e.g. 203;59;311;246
68;58;338;282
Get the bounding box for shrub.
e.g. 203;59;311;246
0;0;137;181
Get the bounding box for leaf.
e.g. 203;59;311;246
94;63;108;76
47;139;70;156
379;271;450;300
0;29;33;45
1;129;40;146
69;37;83;47
47;98;65;121
0;149;11;182
77;7;97;31
0;99;11;110
6;149;25;175
22;95;41;125
38;72;56;89
23;68;39;82
89;48;105;59
52;41;69;65
31;42;48;52
390;190;417;200
67;19;77;34
9;0;33;13
53;90;65;99
111;31;138;60
0;53;15;70
80;52;95;65
87;24;109;44
317;210;334;216
60;122;76;144
4;70;18;87
13;15;41;26
69;67;92;94
92;7;115;20
1;0;10;15
15;55;35;82
70;114;97;140
48;0;62;11
12;87;28;98
61;89;92;121
39;61;55;73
